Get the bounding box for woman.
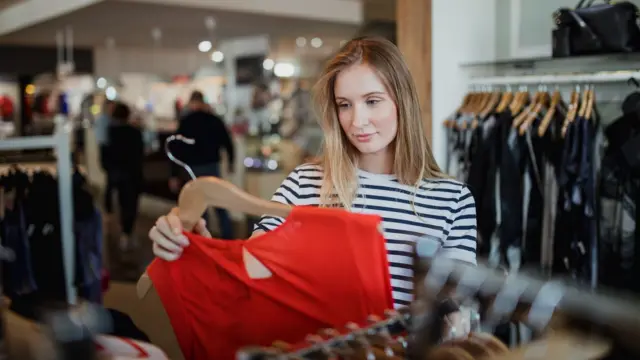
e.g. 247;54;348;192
103;102;145;250
149;37;477;309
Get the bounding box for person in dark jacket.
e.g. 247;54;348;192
169;90;235;239
102;102;144;249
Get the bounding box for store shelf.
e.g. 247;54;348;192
461;53;640;79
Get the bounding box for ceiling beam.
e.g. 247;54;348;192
121;0;363;24
0;0;105;36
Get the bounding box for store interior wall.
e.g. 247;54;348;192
430;0;497;168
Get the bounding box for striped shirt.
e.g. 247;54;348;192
253;163;477;308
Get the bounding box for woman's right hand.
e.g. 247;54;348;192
149;207;211;261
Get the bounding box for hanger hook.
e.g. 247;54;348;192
165;135;197;180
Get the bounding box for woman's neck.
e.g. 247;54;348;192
357;150;394;174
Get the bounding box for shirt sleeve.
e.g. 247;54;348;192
439;185;477;265
252;168;300;233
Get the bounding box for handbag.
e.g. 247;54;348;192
552;0;640;57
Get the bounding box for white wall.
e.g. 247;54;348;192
431;0;498;167
219;35;270;123
94;47;215;77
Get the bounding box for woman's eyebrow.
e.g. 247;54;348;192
335;91;386;101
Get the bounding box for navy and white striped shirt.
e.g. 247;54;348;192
253;163;477;308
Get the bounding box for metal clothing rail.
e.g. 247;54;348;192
468;70;640;86
0;125;76;304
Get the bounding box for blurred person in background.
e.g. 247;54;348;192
102;102;145;249
96;99;115;148
99;99;117;218
169;90;235;239
251;82;273;135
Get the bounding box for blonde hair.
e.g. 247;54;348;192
313;36;445;209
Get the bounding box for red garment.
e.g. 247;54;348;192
147;206;393;360
0;95;14;119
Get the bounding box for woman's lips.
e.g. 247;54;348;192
354;133;374;142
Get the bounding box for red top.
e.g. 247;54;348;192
147;206;393;360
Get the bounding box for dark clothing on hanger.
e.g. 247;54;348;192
2;169;104;320
466;113;500;252
553;114;601;286
498;114;526;253
598;112;640;294
171;110;235;177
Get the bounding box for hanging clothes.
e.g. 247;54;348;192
598;110;640;294
444;86;602;286
0;166;104;319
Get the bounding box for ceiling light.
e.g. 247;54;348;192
198;40;212;52
263;58;275;70
211;50;224;63
310;37;323;48
105;86;117;101
274;62;296;78
296;37;306;47
96;77;107;89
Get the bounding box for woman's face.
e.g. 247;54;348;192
334;63;398;156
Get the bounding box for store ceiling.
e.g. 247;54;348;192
0;0;359;54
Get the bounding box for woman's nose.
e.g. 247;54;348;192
352;105;369;127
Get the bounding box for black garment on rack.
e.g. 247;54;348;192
498;112;527;255
598;112;640;294
1;168;104;320
553;115;600;285
466;113;500;252
521;124;546;266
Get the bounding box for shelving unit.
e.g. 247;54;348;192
469;70;640;86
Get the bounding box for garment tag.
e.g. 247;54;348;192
242;247;272;279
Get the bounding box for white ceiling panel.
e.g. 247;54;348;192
0;1;359;50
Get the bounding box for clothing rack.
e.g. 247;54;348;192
237;308;411;360
413;242;640;355
468;70;640;86
0;123;76;304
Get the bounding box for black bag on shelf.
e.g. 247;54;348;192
552;0;640;57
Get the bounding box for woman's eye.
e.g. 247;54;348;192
366;99;380;106
338;103;350;109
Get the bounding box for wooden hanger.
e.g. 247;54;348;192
512;91;539;129
445;92;472;128
510;89;529;115
426;346;474;360
561;87;581;137
479;89;502;119
442;338;493;359
519;91;550;135
468;332;509;354
577;85;590;119
584;86;596;121
489;330;611;360
177;176;291;231
495;89;514;113
537;89;562;137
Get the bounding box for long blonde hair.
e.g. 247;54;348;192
313;36;445;209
